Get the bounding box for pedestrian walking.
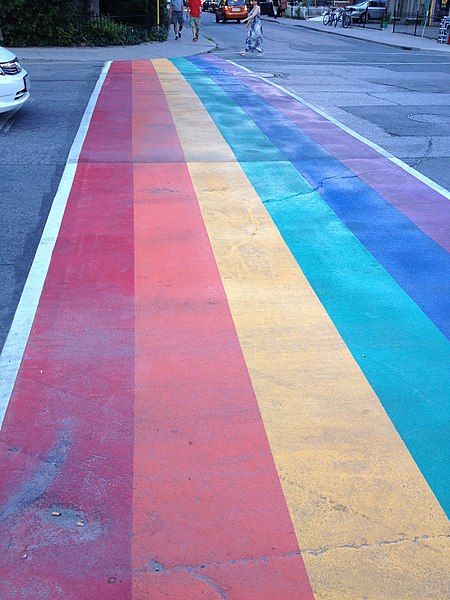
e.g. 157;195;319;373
238;0;263;56
273;0;279;18
278;0;287;17
170;0;184;39
188;0;202;42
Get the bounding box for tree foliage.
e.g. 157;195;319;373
1;0;83;46
1;0;167;46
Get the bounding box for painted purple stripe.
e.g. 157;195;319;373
205;55;450;252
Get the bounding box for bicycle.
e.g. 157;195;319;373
323;6;337;26
334;6;352;27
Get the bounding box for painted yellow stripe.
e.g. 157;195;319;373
153;59;450;599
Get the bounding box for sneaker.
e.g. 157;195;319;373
175;34;179;39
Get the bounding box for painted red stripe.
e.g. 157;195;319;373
0;65;134;598
132;61;314;598
80;61;133;164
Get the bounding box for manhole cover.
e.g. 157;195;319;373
235;71;275;78
407;113;450;125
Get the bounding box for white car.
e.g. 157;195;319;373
0;46;29;114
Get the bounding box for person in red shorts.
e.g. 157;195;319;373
188;0;202;41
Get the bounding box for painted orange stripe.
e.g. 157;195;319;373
131;61;314;597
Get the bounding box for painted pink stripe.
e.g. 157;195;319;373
131;60;314;598
206;55;450;252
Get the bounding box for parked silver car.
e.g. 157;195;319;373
348;0;387;21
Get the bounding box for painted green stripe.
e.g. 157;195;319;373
172;57;450;516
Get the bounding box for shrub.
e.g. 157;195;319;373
1;0;83;46
0;0;167;46
77;16;150;45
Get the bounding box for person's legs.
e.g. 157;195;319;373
171;12;179;38
178;11;184;36
194;17;200;40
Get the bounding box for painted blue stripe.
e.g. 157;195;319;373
190;56;450;340
173;57;450;515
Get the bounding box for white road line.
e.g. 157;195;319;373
0;108;20;133
0;61;112;428
273;62;450;65
228;59;450;200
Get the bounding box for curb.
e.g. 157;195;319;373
260;16;450;53
11;35;216;63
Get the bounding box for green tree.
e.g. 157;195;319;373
1;0;167;46
1;0;83;46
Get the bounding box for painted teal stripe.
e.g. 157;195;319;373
173;57;450;515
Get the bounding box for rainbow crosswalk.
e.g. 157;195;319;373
0;57;449;599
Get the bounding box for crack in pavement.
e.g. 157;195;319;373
228;206;261;262
365;91;402;106
302;533;450;556
262;171;366;204
407;136;434;168
140;549;304;599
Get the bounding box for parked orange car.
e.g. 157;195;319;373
215;0;248;23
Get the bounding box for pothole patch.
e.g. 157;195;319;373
407;113;450;125
235;71;276;78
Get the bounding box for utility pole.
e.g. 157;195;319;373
421;0;432;34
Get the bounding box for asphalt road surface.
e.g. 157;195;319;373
0;62;101;352
1;21;449;356
203;13;450;188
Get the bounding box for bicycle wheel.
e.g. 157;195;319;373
342;13;351;27
323;12;330;25
329;12;335;25
334;13;341;26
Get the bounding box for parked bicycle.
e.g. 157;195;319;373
323;6;338;25
323;5;352;27
334;6;352;27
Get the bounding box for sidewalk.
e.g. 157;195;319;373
262;15;450;53
11;33;215;62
